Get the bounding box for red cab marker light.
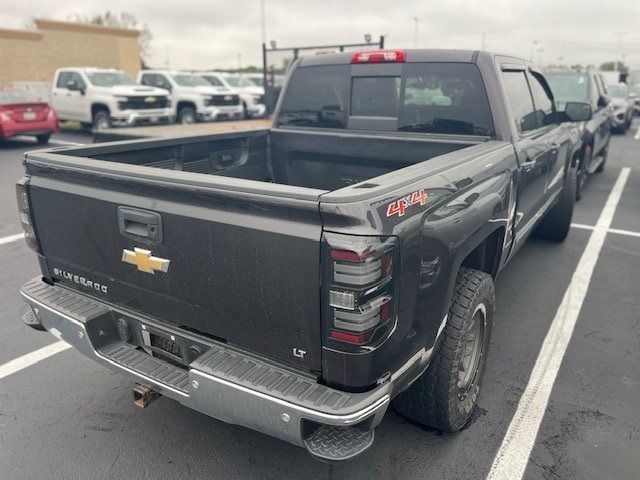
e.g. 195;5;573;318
351;50;406;64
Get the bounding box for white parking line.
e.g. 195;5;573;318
487;167;631;480
572;223;640;239
0;341;71;381
0;232;24;246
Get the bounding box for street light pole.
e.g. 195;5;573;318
413;17;419;48
260;0;266;46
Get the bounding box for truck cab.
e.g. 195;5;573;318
51;68;173;129
138;70;244;124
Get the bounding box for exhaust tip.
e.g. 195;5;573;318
133;384;161;408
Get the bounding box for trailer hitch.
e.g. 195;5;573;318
133;384;161;408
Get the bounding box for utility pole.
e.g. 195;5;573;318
530;40;537;62
260;0;266;46
413;17;419;48
614;32;624;71
537;48;545;67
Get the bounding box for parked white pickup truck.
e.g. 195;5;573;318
200;72;266;118
138;70;244;124
51;68;173;129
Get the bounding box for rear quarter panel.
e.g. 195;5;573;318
319;141;517;388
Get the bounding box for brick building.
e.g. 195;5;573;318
0;19;141;88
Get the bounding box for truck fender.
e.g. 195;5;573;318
418;171;511;342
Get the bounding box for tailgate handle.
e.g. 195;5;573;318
118;207;163;243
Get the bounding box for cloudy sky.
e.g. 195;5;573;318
3;0;640;70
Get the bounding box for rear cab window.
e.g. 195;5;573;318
277;62;495;136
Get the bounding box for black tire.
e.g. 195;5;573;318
595;140;609;173
35;134;50;145
393;268;495;432
92;110;111;130
178;106;196;124
575;153;587;202
534;167;576;242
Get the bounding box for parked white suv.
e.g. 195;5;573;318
51;68;173;129
138;70;244;124
200;72;266;118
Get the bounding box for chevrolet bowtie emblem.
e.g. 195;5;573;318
121;247;170;274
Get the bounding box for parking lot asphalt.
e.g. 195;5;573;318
0;125;638;479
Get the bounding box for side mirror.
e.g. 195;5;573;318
597;95;610;108
563;102;592;122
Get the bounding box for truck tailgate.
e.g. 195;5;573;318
25;159;324;372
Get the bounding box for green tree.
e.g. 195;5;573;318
600;61;626;71
67;12;152;67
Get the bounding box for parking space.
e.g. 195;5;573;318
0;125;638;479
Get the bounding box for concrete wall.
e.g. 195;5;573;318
0;19;140;87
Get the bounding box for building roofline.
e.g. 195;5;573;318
0;27;43;40
34;19;139;38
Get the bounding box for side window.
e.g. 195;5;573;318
140;73;155;86
156;75;172;91
503;71;537;132
56;72;71;88
528;73;555;127
70;72;86;89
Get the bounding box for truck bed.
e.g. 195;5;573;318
23;127;488;375
52;128;484;192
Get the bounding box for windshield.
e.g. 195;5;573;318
607;84;628;98
245;77;263;86
171;74;210;87
545;74;589;103
278;63;494;136
87;71;135;87
0;90;38;104
202;75;225;87
224;76;256;88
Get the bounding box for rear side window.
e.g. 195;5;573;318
528;73;555;127
278;62;494;135
503;71;537;132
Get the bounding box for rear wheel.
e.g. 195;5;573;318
595;139;609;173
393;268;494;431
35;134;50;145
534;166;576;242
575;147;590;201
178;106;196;125
92;110;111;130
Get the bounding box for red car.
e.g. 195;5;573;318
0;89;59;144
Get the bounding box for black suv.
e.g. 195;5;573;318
546;70;612;200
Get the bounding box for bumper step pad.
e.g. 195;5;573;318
303;424;375;461
99;343;190;394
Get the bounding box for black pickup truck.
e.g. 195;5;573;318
17;50;590;461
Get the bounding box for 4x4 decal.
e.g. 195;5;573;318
386;189;427;217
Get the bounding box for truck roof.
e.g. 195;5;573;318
297;48;480;67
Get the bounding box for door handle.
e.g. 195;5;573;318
117;207;163;243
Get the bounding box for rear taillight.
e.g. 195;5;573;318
323;233;398;352
16;178;41;253
351;49;406;64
